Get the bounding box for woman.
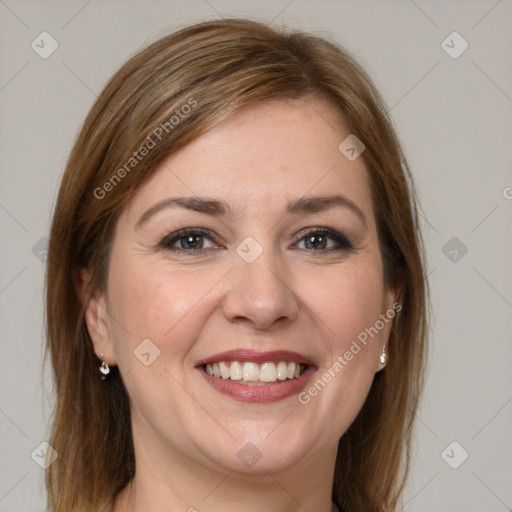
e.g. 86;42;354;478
44;17;428;512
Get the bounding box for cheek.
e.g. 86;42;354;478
304;257;385;352
107;249;385;365
106;258;225;366
301;262;385;418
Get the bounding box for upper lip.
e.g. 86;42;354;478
195;349;316;367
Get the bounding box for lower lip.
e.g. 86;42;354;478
198;366;315;404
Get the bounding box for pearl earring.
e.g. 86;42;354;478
99;353;110;380
379;347;387;366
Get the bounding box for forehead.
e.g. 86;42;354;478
122;98;374;225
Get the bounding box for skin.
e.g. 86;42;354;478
81;97;398;512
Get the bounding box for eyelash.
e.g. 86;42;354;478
159;227;354;254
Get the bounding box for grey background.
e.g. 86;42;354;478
1;1;511;511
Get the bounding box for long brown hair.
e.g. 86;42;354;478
44;17;428;512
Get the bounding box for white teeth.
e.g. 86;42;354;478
243;362;259;381
287;362;296;379
204;360;306;383
260;362;277;382
229;361;243;380
212;362;221;378
219;361;230;379
276;361;288;380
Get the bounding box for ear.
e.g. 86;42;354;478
78;268;117;366
374;277;402;373
386;271;403;310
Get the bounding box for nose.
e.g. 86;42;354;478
221;246;300;331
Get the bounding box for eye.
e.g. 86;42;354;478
160;227;354;255
294;227;354;252
160;228;219;253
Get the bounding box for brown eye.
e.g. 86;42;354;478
295;228;353;251
161;229;218;253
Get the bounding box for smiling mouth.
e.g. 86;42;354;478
203;361;308;386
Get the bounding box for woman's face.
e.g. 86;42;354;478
85;98;397;476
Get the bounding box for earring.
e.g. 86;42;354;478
379;347;387;366
99;353;110;380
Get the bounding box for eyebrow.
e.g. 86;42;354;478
135;193;367;229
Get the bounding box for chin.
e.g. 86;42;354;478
196;422;316;475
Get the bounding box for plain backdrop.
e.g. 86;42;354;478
0;1;511;511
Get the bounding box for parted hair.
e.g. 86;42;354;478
44;17;428;512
